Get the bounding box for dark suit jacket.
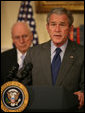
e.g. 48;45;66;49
1;48;32;86
1;48;17;85
24;39;84;92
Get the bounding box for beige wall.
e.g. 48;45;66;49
1;1;84;52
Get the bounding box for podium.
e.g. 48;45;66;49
25;86;78;112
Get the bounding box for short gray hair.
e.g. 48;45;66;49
47;8;74;27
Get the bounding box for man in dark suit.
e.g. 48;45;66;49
1;22;33;85
20;8;84;109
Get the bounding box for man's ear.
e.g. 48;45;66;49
30;33;33;41
69;25;74;41
69;25;73;32
46;24;49;32
12;43;16;48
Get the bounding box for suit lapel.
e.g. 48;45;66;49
42;40;52;85
56;40;76;85
10;48;17;64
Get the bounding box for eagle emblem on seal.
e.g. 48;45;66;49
6;89;21;107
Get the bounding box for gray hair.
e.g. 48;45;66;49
47;8;74;27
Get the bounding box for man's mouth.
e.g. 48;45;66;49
54;35;62;37
20;45;26;47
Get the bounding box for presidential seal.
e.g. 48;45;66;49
1;81;29;112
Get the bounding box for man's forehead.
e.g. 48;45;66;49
50;14;68;19
49;14;69;23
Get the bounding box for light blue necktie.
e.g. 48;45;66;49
19;55;25;69
51;48;61;85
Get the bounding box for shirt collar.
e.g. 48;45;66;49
51;40;68;55
17;49;26;60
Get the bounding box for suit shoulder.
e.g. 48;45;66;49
69;40;84;50
73;41;84;51
29;40;51;51
70;41;84;59
1;48;16;57
26;41;50;58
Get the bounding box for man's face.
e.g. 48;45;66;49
46;14;71;47
12;24;33;54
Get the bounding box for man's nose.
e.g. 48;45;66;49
19;37;24;43
55;25;61;32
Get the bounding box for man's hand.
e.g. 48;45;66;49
74;91;84;109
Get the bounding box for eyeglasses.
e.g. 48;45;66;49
13;34;30;40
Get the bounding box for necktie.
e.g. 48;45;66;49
19;55;25;69
51;48;61;85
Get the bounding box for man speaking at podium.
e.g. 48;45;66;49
19;8;84;110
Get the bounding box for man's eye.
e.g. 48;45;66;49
60;24;65;26
60;23;66;26
51;24;56;26
22;35;28;38
15;36;19;39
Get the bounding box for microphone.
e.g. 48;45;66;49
7;63;33;86
16;63;33;85
20;63;33;80
7;63;19;81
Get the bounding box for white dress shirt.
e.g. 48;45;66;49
51;40;68;63
17;49;26;69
